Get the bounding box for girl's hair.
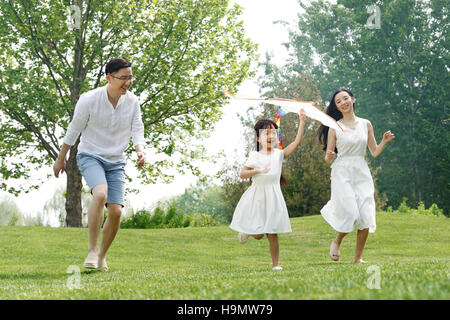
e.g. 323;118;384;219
254;119;288;186
317;88;356;153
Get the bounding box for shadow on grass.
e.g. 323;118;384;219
0;272;70;281
0;268;105;281
303;262;356;266
81;269;103;275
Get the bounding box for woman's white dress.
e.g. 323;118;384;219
321;117;376;233
230;148;291;234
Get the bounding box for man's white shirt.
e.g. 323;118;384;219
63;85;145;163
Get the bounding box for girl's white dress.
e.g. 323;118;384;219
230;148;291;234
321;117;376;233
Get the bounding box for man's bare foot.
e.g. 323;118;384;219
97;255;108;271
83;250;98;269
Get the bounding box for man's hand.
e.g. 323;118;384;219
53;158;66;178
136;151;146;167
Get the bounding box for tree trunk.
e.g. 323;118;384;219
65;138;83;227
66;9;84;227
410;108;422;205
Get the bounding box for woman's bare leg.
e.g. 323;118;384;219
354;228;369;263
330;232;348;260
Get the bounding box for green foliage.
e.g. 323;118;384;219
189;213;220;227
218;158;251;222
42;187;92;227
0;196;49;226
285;0;449;214
120;205;221;229
0;0;257;194
392;198;445;217
167;180;230;223
397;198;411;214
7;213;20;227
121;210;150;229
0;196;23;226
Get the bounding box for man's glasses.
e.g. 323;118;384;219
109;74;135;81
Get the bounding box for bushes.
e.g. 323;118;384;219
121;197;446;230
0;197;23;226
120;205;221;229
386;198;445;217
188;213;220;227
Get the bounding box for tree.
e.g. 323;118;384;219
0;0;257;226
42;186;93;227
0;196;23;226
286;0;449;213
168;180;229;223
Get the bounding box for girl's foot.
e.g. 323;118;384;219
238;233;249;244
330;240;340;261
272;266;283;271
354;259;367;264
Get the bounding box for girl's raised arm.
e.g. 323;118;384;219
367;120;395;158
283;112;305;159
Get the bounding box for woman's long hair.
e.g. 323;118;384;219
317;88;356;153
254;119;288;186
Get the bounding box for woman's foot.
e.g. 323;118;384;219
329;239;340;261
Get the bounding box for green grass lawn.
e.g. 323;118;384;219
0;212;448;299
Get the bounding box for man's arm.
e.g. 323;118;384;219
132;100;146;167
53;96;89;177
53;143;71;177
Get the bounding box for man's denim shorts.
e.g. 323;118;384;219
76;152;126;207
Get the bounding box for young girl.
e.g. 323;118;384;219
318;88;395;263
230;112;305;270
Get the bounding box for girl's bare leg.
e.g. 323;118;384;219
267;234;280;267
252;234;264;240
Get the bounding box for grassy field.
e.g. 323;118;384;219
0;212;448;299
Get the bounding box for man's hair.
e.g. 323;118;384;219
105;58;132;75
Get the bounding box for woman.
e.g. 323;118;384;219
318;88;395;263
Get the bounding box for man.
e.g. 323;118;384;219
53;58;145;271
